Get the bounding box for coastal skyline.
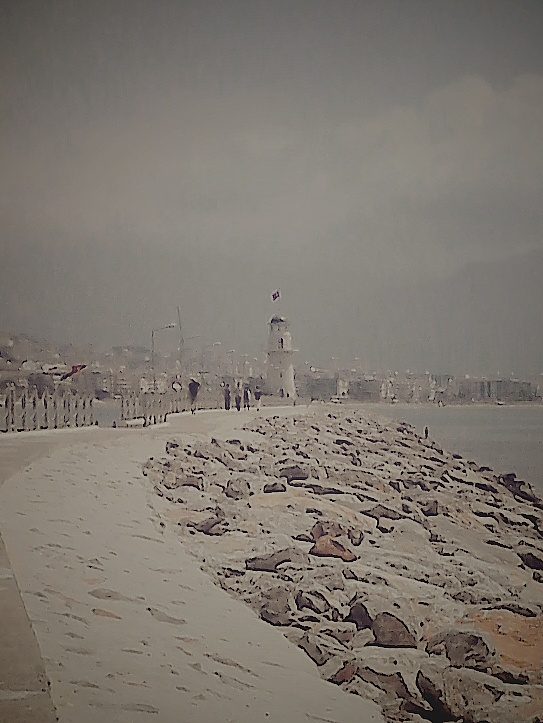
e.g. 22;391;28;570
1;1;543;375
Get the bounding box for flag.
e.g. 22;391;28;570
271;289;281;302
60;364;87;381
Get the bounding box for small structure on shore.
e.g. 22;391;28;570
266;315;296;400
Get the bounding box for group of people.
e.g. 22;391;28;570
223;383;261;412
185;377;262;415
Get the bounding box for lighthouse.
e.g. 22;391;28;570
266;315;296;399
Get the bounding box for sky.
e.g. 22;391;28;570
1;0;543;376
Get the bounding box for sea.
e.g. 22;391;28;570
359;403;543;496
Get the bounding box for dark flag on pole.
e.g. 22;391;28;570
60;364;87;381
271;289;281;302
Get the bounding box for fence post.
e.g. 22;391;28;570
9;390;15;432
20;393;27;431
32;391;38;430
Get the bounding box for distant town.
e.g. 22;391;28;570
0;318;541;433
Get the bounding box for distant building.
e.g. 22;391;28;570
305;374;337;401
348;378;382;401
266;315;296;399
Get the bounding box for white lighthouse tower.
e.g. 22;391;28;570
266;315;296;400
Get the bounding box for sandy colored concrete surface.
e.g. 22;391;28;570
0;409;383;723
0;533;58;723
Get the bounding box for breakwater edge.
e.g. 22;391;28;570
144;407;543;723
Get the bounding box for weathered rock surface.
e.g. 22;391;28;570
144;409;543;722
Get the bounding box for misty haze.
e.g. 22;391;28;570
1;1;543;376
1;2;543;723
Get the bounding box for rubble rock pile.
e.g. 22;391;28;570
143;410;543;722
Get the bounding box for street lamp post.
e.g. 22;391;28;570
151;323;177;392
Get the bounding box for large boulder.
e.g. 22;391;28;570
309;535;357;562
418;662;543;723
259;587;294;626
345;601;373;631
426;629;494;670
372;612;417;648
277;465;309;484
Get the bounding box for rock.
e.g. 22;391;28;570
330;659;358;684
486;602;538;617
224;478;251;500
295;590;331;615
245;548;296;572
188;514;225;535
321;656;358;685
298;633;330;666
426;630;494;670
304;482;346;495
310;520;344;540
372;612;416;648
174;474;204;491
518;551;543;570
259;587;294;626
263;481;286;493
415;665;456;722
376;520;395;533
348;527;364;546
357;667;410;700
278;465;309;484
351;628;376;647
360;504;404;521
345;601;373;631
421;499;439;517
342;568;359;581
419;663;543;723
292;533;313;543
309;535;357;562
319;622;357;645
499;474;543;508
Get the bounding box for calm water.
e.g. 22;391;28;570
360;403;543;495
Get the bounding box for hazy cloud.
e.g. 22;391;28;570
1;1;542;373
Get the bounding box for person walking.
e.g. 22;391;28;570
223;383;231;411
424;426;429;440
243;385;251;410
188;378;200;414
254;386;262;411
234;386;242;412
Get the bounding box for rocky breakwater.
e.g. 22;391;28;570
142;410;543;722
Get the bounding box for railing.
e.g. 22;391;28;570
0;387;221;433
1;389;95;432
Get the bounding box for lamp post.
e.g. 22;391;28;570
184;335;201;377
212;341;222;376
226;349;236;377
151;323;177;392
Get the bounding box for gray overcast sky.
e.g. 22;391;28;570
1;1;543;375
